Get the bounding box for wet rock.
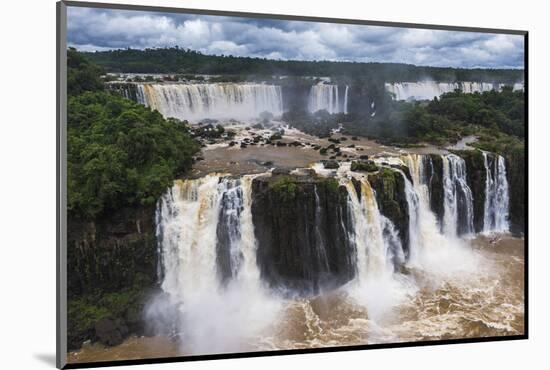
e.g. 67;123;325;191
323;160;340;169
251;175;355;294
351;160;378;172
272;168;291;176
368;168;410;260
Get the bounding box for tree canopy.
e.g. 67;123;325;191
67;49;199;219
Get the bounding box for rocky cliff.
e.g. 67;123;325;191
67;206;158;350
251;173;356;294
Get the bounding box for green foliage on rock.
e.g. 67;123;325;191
270;176;298;202
351;160;379;172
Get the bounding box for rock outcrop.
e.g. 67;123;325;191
504;148;525;234
251;174;356;294
455;150;487;233
67;205;158;350
367;168;410;259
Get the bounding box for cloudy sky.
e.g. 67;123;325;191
67;6;524;69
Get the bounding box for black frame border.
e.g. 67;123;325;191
56;1;529;369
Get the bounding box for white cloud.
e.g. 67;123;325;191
67;6;524;69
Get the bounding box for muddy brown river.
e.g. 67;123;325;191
68;235;524;364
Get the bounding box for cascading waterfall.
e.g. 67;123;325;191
344;176;409;320
151;174;281;354
148;151;512;351
482;152;510;233
136;83;283;121
442;154;474;237
313;186;330;271
308;84;348;114
343;86;349;115
385;81;524;101
399;154;471;271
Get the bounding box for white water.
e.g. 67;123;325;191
344;176;411;321
442;154;474;237
385;81;524;101
150;174;281;354
148;152;512;353
483;153;510;233
308;84;348;114
136;83;283;122
400;154;478;275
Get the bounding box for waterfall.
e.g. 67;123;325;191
385;81;524;101
482;153;510;233
344;177;408;320
151;174;280;354
400;154;467;268
313;186;330;271
343;86;349;114
135;83;283;121
346;178;402;281
148;150;512;350
442;154;474;237
308;84;348;114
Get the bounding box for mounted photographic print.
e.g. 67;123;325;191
56;1;528;368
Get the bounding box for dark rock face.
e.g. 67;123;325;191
281;85;311;112
504;149;525;234
67;206;157;296
251;175;356;294
425;154;444;229
107;82;140;101
456;150;487;233
368;168;410;259
94;318;129;347
67;205;157;350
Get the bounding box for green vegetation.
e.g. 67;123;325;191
285;87;524;157
351;160;379;172
270;176;298;202
68;284;149;349
67;49;199;219
320;178;341;193
83;47;522;83
68;47;105;95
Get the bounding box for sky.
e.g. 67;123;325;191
67;6;524;69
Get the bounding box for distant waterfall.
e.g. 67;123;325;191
308;84;348;114
385;81;524;101
136;83;283;121
343;86;349;114
482;153;510;233
442;155;474;237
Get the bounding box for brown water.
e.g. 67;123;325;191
68;234;524;364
